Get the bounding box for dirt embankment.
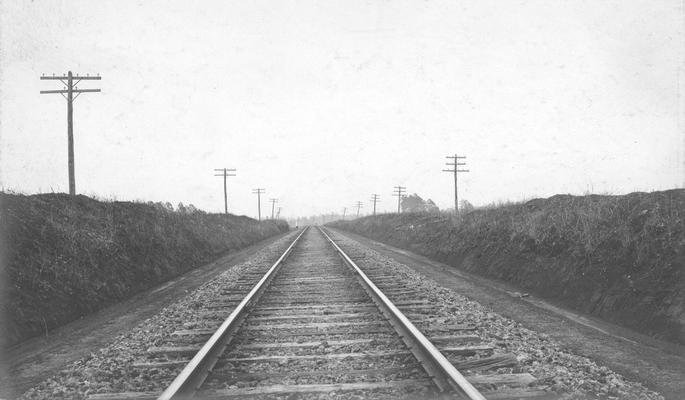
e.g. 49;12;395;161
0;193;289;347
329;190;685;345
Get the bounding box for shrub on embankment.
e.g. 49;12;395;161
0;192;289;347
329;190;685;344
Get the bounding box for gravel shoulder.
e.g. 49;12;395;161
330;228;685;400
0;230;291;399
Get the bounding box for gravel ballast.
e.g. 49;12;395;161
18;230;301;400
327;229;664;400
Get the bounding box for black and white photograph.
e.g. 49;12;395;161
1;1;684;399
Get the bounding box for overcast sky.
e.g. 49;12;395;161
1;0;683;218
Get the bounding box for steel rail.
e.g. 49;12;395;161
319;227;486;400
158;227;309;400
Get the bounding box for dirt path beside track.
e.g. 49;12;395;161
331;228;685;400
0;231;290;399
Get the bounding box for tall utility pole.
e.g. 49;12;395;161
252;188;265;221
40;71;101;196
355;201;363;217
443;154;470;214
370;194;380;215
269;198;278;219
214;168;236;214
342;207;347;220
393;186;406;213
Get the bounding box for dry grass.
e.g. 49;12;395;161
0;192;289;347
329;189;685;344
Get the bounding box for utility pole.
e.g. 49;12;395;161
214;168;236;214
443;154;469;214
269;198;278;219
355;201;363;217
370;194;380;215
40;71;101;196
342;207;347;220
252;188;265;221
393;186;406;213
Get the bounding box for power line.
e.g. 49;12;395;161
40;71;101;196
370;194;380;215
213;168;236;214
269;198;279;219
393;186;406;213
252;188;265;221
443;154;470;214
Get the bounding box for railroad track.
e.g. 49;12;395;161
92;227;549;399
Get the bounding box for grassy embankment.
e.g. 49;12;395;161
0;193;289;347
329;190;685;345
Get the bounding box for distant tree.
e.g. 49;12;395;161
401;194;425;212
177;202;187;213
460;199;475;213
402;194;440;213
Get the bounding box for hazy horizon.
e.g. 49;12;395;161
1;1;683;219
